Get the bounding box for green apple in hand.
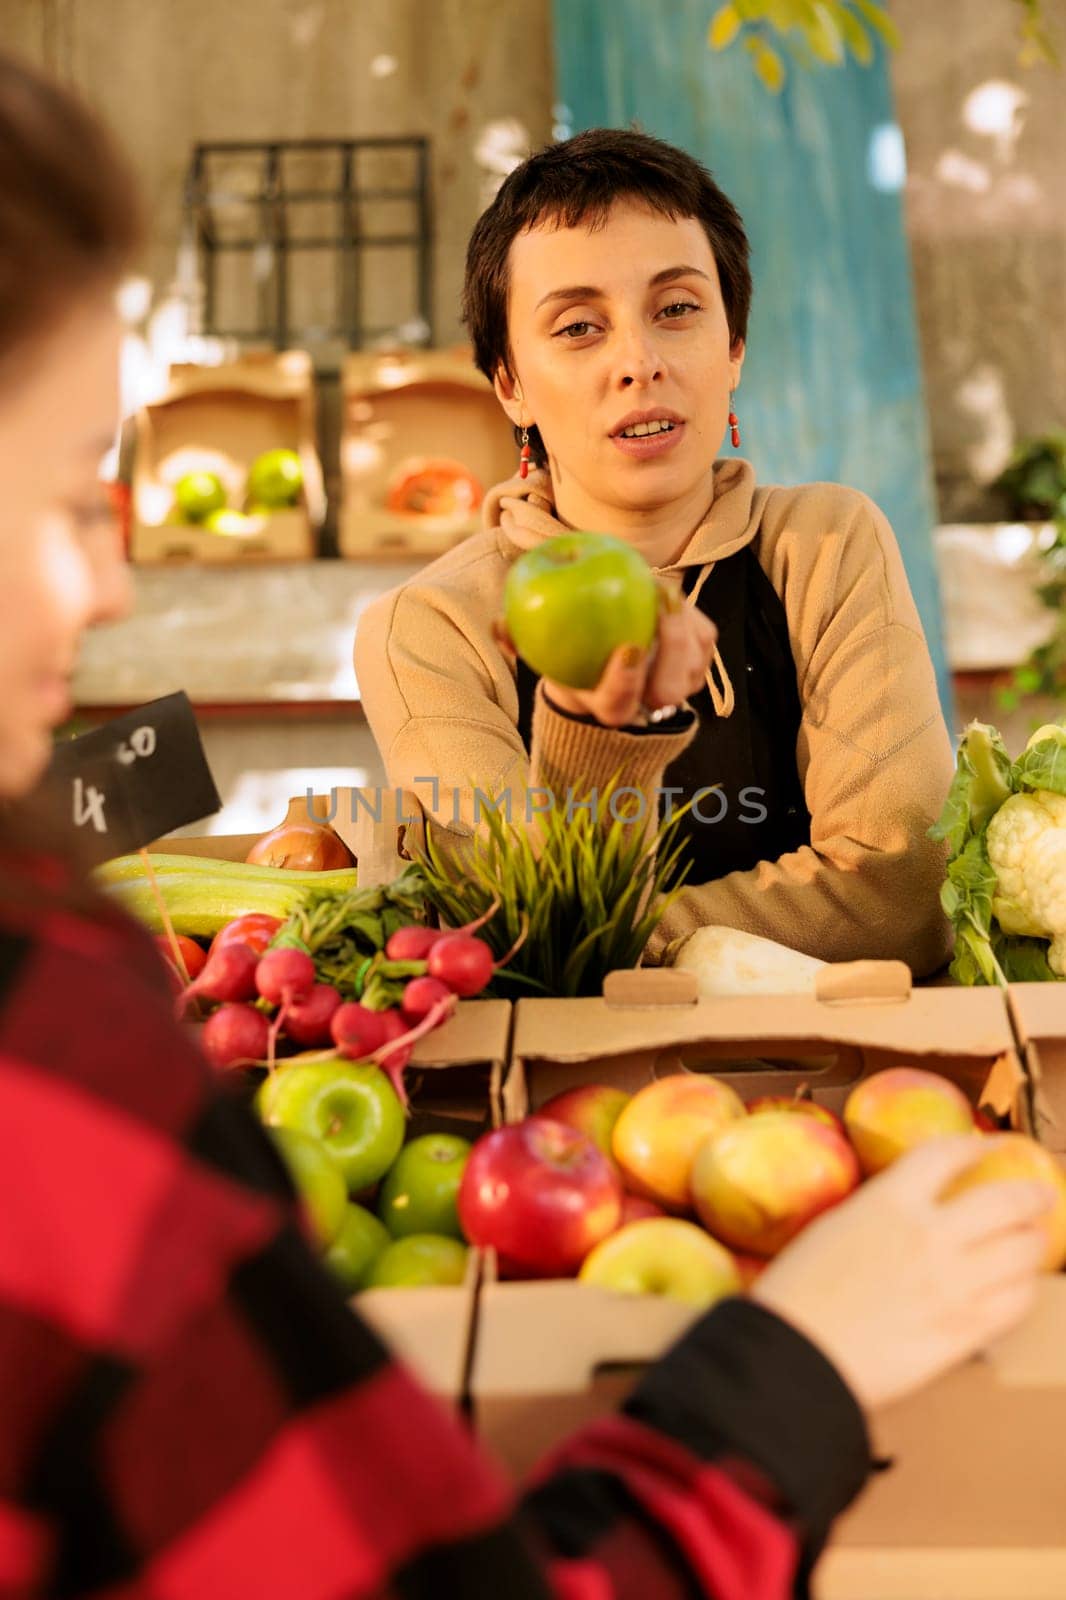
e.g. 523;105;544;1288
366;1233;469;1288
503;532;658;689
259;1059;405;1194
378;1133;472;1240
268;1126;347;1250
324;1202;391;1293
578;1217;742;1308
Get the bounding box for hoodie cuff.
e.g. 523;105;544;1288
530;681;697;810
624;1297;872;1565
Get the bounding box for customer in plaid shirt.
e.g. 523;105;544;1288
0;51;1053;1600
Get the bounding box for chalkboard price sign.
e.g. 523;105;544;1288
43;692;221;865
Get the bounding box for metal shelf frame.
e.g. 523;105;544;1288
183;136;433;349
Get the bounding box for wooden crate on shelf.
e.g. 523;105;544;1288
131;351;326;564
338;346;515;561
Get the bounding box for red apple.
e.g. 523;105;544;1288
458;1117;623;1278
691;1111;860;1257
747;1093;845;1137
612;1074;746;1212
538;1084;631;1174
844;1067;974;1177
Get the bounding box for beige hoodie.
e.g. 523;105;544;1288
354;458;954;976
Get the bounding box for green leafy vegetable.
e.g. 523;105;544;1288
415;778;692;999
271;865;428;997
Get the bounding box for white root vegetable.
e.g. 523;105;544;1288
668;926;826;997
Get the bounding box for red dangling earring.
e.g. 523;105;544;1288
519;427;532;479
728;391;741;450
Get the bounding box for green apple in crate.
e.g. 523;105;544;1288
247;447;303;509
259;1059;405;1195
268;1126;347;1250
325;1203;392;1293
173;470;227;523
366;1234;469;1289
378;1133;472;1240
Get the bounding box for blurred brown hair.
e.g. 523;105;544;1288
0;51;142;368
0;53;142;901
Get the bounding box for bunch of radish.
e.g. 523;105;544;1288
172;904;517;1108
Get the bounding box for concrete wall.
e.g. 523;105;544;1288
890;0;1066;517
3;0;554;347
5;0;1062;516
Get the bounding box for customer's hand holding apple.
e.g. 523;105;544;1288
751;1136;1055;1412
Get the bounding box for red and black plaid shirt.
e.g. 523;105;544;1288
0;883;871;1599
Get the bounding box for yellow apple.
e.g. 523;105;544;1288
844;1067;974;1177
611;1074;746;1211
579;1217;742;1308
691;1111;860;1257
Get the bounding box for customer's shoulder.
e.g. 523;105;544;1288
0;894;209;1133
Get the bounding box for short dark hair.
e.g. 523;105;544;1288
462;127;751;468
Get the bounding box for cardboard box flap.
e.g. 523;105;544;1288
342;346;492;398
163;351;315;404
473;1273;696;1395
513;986;1014;1061
358;1246;480;1397
1007;982;1066;1049
610;961;913;1008
1007;983;1066;1152
814;959;912;1003
408;999;511;1072
605;969;698;1007
326;787;422;887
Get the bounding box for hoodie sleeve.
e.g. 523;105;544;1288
644;488;954;978
354;577;696;849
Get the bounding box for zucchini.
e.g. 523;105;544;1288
96;853;358;892
102;869;357;938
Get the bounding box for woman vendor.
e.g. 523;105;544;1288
356;127;954;976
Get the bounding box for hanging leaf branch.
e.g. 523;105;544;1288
709;0;1058;94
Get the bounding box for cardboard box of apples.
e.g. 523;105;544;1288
131;351;325;563
462;966;1066;1594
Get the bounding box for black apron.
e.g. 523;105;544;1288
515;546;812;886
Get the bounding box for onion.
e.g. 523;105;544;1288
246;818;353;872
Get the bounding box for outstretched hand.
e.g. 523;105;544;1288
494;583;717;729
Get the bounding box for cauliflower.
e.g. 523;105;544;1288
986;790;1066;946
933;720;1066;984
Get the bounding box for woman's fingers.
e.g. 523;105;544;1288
536;599;719;727
643;608;718;711
588;643;649;727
